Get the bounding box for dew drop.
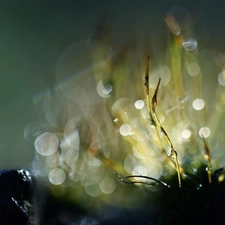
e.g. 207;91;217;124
96;80;112;98
183;39;198;54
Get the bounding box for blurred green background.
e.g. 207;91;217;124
1;0;225;168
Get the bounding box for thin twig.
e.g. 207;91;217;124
201;135;212;184
144;57;182;195
151;78;183;195
116;172;177;192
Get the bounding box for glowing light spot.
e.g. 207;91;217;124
192;168;197;174
149;65;171;88
197;184;203;190
96;80;112;98
183;39;198;53
218;71;225;86
134;100;145;109
119;124;131;136
132;166;147;176
187;63;200;76
182;129;191;139
100;178;116;194
35;132;59;156
199;127;210;137
48;168;66;185
192;98;204;110
85;184;102;197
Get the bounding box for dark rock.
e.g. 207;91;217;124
0;169;33;225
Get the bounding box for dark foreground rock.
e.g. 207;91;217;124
1;168;225;225
0;170;33;225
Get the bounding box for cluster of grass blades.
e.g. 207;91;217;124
116;56;225;225
112;12;225;225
